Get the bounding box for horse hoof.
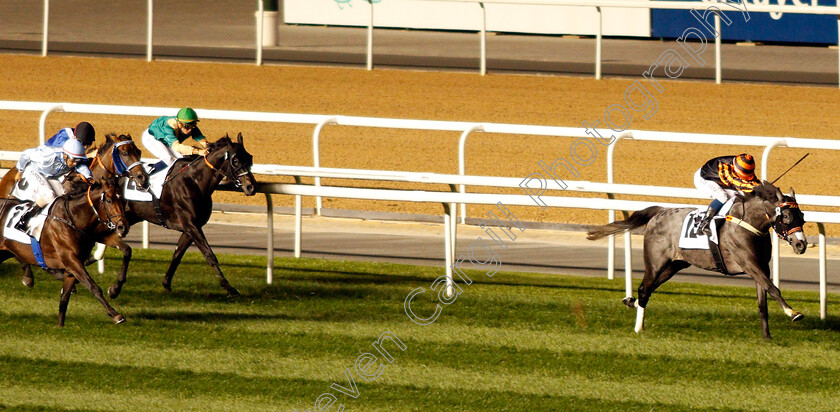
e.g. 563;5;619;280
162;282;171;293
21;277;34;288
227;288;240;297
108;286;120;299
791;312;804;322
622;297;636;308
113;314;126;324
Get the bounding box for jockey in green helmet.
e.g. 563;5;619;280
141;107;209;167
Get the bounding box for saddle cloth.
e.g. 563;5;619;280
678;199;735;250
3;201;55;244
123;161;172;201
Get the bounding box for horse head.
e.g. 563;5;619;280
752;181;807;254
94;133;149;191
207;133;257;196
95;178;129;238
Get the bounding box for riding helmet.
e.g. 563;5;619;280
733;154;755;180
73;122;95;146
62;139;87;159
176;107;199;124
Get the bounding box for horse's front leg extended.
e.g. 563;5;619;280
99;233;133;299
745;260;803;322
64;259;125;324
162;232;193;293
182;225;239;297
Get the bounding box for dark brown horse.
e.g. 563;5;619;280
587;181;807;339
100;133;257;298
0;179;129;326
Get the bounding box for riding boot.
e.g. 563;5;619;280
696;208;716;237
14;205;42;233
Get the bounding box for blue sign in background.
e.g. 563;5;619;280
651;0;837;44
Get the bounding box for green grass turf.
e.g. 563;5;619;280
0;248;838;411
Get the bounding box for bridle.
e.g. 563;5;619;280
90;140;144;181
54;185;123;233
202;146;252;188
771;200;804;243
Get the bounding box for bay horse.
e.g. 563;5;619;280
0;179;129;326
100;133;256;298
587;181;807;339
0;133;149;289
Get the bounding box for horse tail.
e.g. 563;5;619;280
586;206;665;240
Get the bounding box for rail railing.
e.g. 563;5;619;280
1;100;839;319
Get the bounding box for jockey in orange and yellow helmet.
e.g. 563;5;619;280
693;154;760;236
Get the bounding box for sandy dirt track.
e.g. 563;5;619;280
1;54;838;232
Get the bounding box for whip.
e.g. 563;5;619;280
770;153;809;185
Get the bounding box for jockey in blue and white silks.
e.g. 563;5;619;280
13;139;93;231
45;122;96;149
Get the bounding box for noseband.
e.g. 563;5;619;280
87;185;121;231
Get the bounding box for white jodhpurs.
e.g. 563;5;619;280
694;169;738;204
17;167;63;207
141;129;183;166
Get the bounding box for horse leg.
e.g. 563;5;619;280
103;236;133;299
630;260;689;333
19;260;33;288
745;261;803;322
182;226;240;296
756;283;771;340
57;275;76;327
162;232;193;293
65;260;125;324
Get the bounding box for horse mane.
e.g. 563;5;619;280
747;180;781;202
63;181;101;199
97;133;117;154
207;135;234;152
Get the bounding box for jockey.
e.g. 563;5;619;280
45;121;96;152
141;107;209;168
694;153;760;236
13;139;93;232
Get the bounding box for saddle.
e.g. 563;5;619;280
678;200;741;275
3;201;54;243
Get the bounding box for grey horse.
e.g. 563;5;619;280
587;181;807;339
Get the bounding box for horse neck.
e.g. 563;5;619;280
59;190;101;232
188;151;226;193
732;196;774;234
92;144;117;179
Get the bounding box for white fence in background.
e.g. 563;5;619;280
0;100;839;319
29;0;840;86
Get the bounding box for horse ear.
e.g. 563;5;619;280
789;187;796;199
237;132;243;145
105;133;113;143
